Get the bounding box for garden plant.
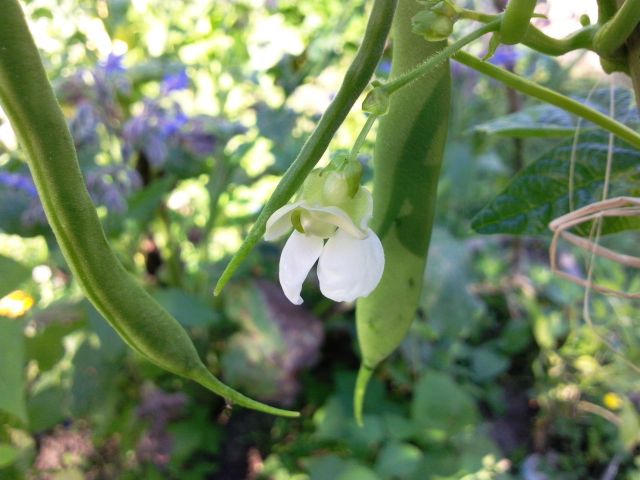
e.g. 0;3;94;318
2;0;640;478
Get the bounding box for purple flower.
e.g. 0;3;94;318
85;165;142;213
160;70;190;95
377;59;392;76
490;46;520;70
123;101;190;167
160;108;189;137
69;101;100;150
0;171;38;197
101;53;126;75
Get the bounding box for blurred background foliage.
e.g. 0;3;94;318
1;0;640;478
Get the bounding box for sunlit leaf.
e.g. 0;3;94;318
0;256;31;299
0;318;27;424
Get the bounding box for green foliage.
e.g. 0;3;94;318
0;319;27;424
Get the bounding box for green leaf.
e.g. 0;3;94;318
375;441;423;479
411;370;478;435
152;288;218;328
421;229;485;339
620;400;640;451
27;385;68;432
472;88;639;139
472;104;580;138
0;319;27;423
26;304;86;371
0;255;30;299
472;132;640;235
0;443;19;468
470;347;509;382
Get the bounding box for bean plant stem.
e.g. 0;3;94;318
453;50;640;150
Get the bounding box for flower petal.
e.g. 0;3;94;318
317;228;384;303
279;231;324;305
265;201;303;241
302;203;367;239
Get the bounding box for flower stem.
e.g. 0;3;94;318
453;50;640;150
349;114;378;163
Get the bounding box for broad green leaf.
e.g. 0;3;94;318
421;229;485;339
472;132;640;235
0;255;31;299
411;370;478;435
620;400;640;451
26;304;86;371
472;88;638;139
152;288;219;328
0;444;19;468
27;385;68;432
303;455;381;480
470;347;509;382
473;104;579;138
375;441;423;479
0;319;27;423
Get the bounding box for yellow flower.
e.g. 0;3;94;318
0;290;34;318
603;392;623;411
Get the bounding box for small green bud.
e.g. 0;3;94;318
362;87;389;116
431;1;457;18
343;159;363;198
579;14;590;27
322;171;350;204
411;9;455;42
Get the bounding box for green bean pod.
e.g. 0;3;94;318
0;0;297;418
500;0;537;45
354;0;451;424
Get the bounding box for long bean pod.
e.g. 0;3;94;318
354;0;451;425
0;0;297;418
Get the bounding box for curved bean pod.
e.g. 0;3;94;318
0;0;298;418
354;0;451;425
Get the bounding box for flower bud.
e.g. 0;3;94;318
411;8;455;42
362;87;389;116
322;171;350;204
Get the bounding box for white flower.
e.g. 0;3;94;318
265;187;384;305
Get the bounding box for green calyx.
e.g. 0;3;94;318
412;1;459;42
297;160;370;231
362;82;390;116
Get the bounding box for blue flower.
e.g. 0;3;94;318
102;53;127;75
0;171;38;197
490;46;519;69
161;70;190;94
85;165;142;213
